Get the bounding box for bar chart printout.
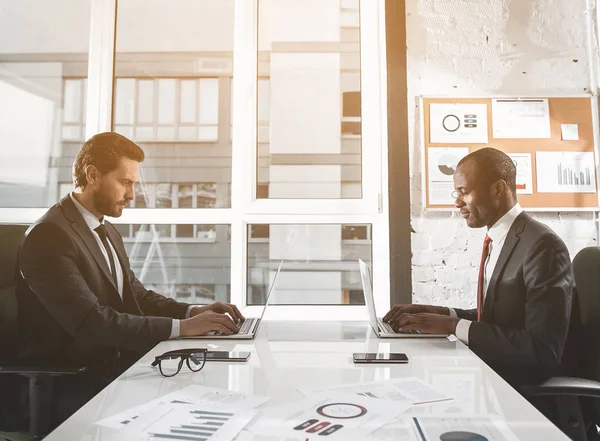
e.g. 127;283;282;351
108;402;255;441
535;151;596;193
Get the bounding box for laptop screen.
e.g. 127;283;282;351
258;259;283;321
358;259;381;333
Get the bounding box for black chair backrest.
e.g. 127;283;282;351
0;224;29;358
568;246;600;382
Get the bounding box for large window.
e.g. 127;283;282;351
0;1;91;208
2;0;389;317
257;0;362;199
247;224;370;305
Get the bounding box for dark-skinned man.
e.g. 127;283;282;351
384;147;574;389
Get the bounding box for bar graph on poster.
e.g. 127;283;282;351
536;151;596;193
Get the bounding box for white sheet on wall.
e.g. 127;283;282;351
429;103;488;144
427;147;470;205
507;153;533;195
491;99;551;139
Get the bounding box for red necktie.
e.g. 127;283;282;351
477;234;492;321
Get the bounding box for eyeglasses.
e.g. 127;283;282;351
451;190;470;199
151;348;208;377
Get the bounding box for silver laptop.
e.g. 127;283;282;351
182;260;283;340
358;259;447;338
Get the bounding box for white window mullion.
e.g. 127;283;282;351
374;0;391;313
85;0;116;137
230;0;257;309
359;0;383;215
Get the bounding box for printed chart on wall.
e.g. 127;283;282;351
429;103;488;144
427;147;469;205
507;153;533;195
423;96;598;210
536;151;596;193
491;99;551;139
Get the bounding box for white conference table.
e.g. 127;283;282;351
44;321;569;440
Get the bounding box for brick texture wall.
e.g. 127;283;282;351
406;0;599;308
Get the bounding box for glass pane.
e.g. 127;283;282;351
158;79;176;124
247;224;370;305
114;0;233;208
180;80;197;123
198;78;219;125
257;0;362;199
121;223;231;303
63;79;82;123
137;80;154;123
178;184;194;208
0;1;91;208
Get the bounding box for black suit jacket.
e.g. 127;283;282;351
454;212;574;387
16;195;191;368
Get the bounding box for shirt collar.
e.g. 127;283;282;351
487;202;523;244
69;192;103;232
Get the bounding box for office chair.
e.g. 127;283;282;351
523;246;600;441
0;225;85;441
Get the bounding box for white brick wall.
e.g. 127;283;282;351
406;0;599;308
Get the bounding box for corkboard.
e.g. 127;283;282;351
422;97;598;210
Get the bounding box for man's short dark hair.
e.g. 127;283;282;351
457;147;517;197
73;132;145;188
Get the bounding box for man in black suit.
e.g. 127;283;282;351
16;132;244;422
384;147;574;388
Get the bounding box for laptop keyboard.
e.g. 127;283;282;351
237;318;255;335
378;318;420;335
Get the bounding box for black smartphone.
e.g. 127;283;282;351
204;351;251;362
353;353;409;364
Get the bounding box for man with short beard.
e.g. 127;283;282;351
16;132;243;425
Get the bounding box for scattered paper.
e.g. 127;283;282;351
491;99;551;139
536;151;596;193
427;147;470;205
561;124;579;141
371;418;420;441
299;378;452;406
108;401;256;441
234;431;303;441
507;153;533;195
411;416;519;441
430;103;488;144
96;385;269;430
248;392;408;440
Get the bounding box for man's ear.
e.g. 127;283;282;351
84;165;100;185
494;179;508;198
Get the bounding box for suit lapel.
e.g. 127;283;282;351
59;196;122;301
483;212;529;319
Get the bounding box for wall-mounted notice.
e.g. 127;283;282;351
492;99;551;139
561;124;579;141
429;103;488;144
507;153;533;195
536;151;596;193
427;147;469;205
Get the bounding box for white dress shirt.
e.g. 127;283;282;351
449;203;524;344
69;193;189;338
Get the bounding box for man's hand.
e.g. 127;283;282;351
392;313;459;335
190;302;245;323
383;304;449;324
180;310;240;337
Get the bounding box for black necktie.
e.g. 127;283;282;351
94;224;119;291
